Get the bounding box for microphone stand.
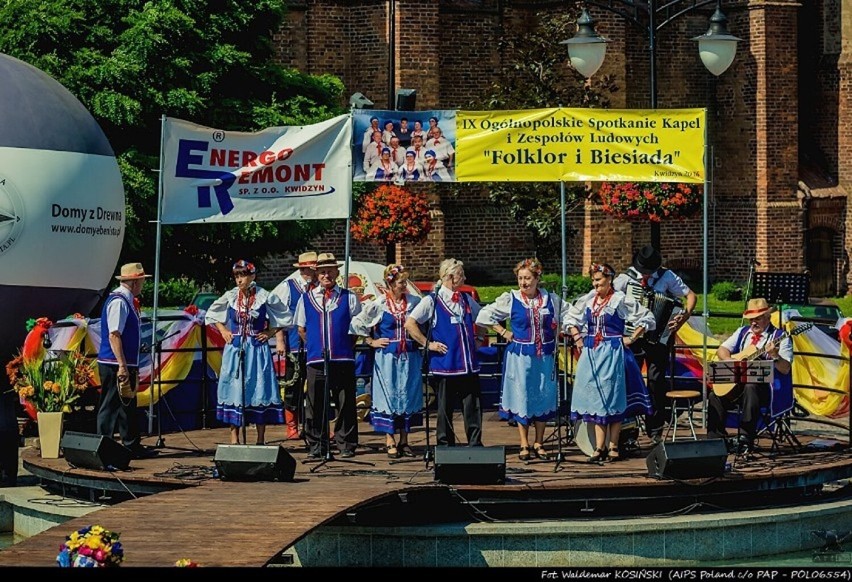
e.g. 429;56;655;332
418;284;440;470
552;288;575;472
146;328;182;448
239;299;250;447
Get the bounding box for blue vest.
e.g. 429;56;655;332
509;292;557;356
429;293;479;375
373;297;418;354
304;288;356;365
285;278;311;352
97;292;141;367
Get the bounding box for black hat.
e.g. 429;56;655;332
632;246;662;275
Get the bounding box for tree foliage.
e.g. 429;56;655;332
0;0;345;289
465;9;618;260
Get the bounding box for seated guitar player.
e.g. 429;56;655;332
706;298;793;454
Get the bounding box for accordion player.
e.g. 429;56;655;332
624;285;683;345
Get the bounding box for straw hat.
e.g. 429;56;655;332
115;263;152;281
315;252;344;268
293;251;318;269
743;298;774;319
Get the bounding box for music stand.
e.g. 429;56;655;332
749;272;810;305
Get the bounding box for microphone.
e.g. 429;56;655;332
433;280;442;293
42;333;52;349
751;258;761;266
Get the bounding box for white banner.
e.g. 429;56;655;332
161;115;352;224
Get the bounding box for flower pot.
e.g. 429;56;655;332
36;411;64;459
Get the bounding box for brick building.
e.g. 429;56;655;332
265;0;851;296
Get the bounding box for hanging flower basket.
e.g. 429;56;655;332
351;184;432;245
598;182;702;223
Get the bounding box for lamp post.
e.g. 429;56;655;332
562;0;740;248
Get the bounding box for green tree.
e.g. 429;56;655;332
466;9;618;261
0;0;345;290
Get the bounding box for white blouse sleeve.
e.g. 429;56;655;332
204;288;236;326
475;291;512;326
617;292;656;332
262;288;292;329
350;297;385;336
562;290;594;332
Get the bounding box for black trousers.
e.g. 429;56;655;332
630;338;672;436
706;383;771;441
431;373;483;446
305;362;357;455
282;350;307;415
96;363;140;450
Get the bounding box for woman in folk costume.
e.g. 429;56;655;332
368;147;399;182
476;258;565;461
562;262;655;463
350;264;423;458
421;150;450;182
205;260;291;445
399;149;424;182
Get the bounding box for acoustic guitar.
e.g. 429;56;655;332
711;323;812;397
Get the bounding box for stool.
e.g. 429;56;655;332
664;390;701;441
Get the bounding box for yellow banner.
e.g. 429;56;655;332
456;108;705;183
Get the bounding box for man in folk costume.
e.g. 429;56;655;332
295;253;363;458
706;298;793;454
96;263;158;459
271;251;317;440
612;246;697;443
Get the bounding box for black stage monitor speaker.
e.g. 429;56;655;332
214;444;296;482
60;431;132;471
434;446;506;485
646;439;728;480
395;88;416;111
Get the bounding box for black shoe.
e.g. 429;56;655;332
305;451;322;460
339;450;355;458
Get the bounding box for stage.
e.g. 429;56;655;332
1;411;850;566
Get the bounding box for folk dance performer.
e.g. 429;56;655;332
563;263;655;463
296;252;362;459
205;260;290;445
476;258;565;461
271;251;318;440
405;258;486;447
350;264;423;458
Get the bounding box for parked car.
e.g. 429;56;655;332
784;298;843;340
189;291;218;311
413;281;480;302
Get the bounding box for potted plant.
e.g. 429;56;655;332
598;182;702;222
5;318;96;458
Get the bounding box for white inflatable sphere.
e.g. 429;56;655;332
0;53;125;366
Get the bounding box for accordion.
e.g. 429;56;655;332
624;283;683;344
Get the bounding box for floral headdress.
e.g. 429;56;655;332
232;259;256;275
514;258;543;277
385;264;406;283
590;263;615;278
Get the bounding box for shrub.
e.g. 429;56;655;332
711;281;742;302
539;273;592;300
141;277;200;307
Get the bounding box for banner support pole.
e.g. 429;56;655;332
702;111;710;429
343;112;354;286
148;114;167;436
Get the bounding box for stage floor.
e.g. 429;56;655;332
2;411;851;566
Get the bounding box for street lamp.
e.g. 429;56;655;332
561;0;740;247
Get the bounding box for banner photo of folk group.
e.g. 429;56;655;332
160;108;705;224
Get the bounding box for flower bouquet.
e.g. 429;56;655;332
5;318;96;419
56;525;124;567
598;182;702;222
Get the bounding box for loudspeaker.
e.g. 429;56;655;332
434;446;505;485
646;439;728;480
395;88;416;111
214;444;296;482
60;431;132;471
